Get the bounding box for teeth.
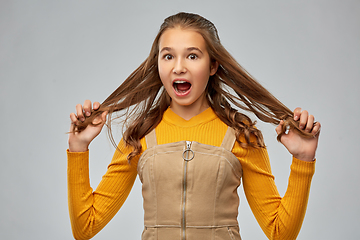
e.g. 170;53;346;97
173;80;191;93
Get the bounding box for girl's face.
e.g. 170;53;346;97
158;28;218;116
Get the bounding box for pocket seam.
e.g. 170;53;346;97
227;227;236;240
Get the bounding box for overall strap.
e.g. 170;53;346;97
220;127;237;151
145;128;157;149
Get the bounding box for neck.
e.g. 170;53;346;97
170;98;209;120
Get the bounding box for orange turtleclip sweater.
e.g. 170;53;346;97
67;107;315;240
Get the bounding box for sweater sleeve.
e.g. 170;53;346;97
67;139;142;240
234;144;315;240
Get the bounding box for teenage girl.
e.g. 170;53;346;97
67;12;321;240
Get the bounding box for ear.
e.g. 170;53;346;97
210;61;219;76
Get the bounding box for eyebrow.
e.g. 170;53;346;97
159;47;203;54
187;47;203;54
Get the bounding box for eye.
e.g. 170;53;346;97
188;53;198;60
163;54;173;60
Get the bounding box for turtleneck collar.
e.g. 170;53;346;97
162;107;217;127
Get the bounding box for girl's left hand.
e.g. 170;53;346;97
275;107;321;162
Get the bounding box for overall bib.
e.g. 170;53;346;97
137;127;243;240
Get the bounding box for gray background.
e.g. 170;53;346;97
1;0;359;239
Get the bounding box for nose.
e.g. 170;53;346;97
173;58;186;74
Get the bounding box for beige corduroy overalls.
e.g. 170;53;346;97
137;127;243;240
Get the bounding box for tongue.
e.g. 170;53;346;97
176;82;191;92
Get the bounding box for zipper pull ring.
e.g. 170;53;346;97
183;141;194;161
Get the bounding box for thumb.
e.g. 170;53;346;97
275;120;284;135
92;111;108;125
101;111;108;125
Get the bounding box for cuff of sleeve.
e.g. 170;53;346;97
291;156;316;178
67;149;90;184
67;149;89;159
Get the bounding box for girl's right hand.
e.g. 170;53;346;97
68;100;108;152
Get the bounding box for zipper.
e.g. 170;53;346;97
182;141;193;240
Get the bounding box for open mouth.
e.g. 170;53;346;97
173;80;192;94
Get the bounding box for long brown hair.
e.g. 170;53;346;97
75;12;313;160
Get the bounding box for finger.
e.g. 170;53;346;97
70;112;79;124
76;104;85;122
299;110;308;130
93;102;100;111
69;113;79;132
311;121;321;136
304;115;315;133
293;107;302;121
83;100;92;117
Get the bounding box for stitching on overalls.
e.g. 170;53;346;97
212;148;224;229
186;224;238;228
145;224;181;228
149;150;157;224
138;150;183;176
227;227;236;240
194;151;242;179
